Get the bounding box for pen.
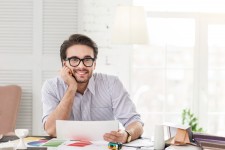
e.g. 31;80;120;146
136;147;154;150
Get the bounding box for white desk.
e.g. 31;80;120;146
48;138;153;150
165;145;201;150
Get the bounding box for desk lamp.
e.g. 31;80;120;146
111;6;148;45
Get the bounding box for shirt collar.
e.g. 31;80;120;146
86;75;95;95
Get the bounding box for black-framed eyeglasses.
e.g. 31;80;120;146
65;56;95;67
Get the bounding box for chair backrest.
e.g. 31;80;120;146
0;85;21;134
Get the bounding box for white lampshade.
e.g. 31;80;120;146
111;6;148;44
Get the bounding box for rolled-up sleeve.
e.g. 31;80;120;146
41;80;60;127
110;77;144;127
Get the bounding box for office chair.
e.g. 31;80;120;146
0;85;22;134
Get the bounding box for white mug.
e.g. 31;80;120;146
154;125;165;150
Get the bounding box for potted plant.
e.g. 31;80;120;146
182;108;204;132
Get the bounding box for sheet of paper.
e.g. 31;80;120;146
123;138;153;148
57;140;137;150
42;139;66;147
57;140;108;150
56;120;119;141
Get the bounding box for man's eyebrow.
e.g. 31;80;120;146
68;56;79;58
68;55;93;59
83;55;93;58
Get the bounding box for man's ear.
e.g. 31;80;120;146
93;61;96;70
63;61;66;66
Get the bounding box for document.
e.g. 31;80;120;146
123;138;153;148
57;140;108;150
56;120;119;141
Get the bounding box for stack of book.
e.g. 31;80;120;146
193;133;225;150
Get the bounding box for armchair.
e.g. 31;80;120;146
0;85;21;134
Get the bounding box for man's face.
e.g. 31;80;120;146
64;44;96;83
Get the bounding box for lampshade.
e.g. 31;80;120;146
111;6;148;44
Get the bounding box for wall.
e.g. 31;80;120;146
78;0;132;91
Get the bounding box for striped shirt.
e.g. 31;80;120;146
41;73;143;127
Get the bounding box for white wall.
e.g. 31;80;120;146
78;0;132;91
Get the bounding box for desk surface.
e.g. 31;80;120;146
0;135;50;150
0;135;52;143
0;136;154;150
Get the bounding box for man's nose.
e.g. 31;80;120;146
77;60;85;68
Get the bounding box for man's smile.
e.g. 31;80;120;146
76;71;87;75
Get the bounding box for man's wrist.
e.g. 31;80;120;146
125;130;132;143
68;85;77;92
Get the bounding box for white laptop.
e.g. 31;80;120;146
56;120;119;141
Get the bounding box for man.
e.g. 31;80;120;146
41;34;143;143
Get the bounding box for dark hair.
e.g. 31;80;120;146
60;34;98;65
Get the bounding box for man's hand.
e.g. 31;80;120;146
60;66;77;91
103;130;128;143
103;122;143;144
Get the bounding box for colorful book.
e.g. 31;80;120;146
193;133;225;149
193;133;225;141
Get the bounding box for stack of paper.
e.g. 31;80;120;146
123;138;153;148
0;141;15;150
57;140;108;150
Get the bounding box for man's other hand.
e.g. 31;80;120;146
103;130;127;144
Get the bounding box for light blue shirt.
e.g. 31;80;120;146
41;73;143;127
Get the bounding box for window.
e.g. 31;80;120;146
132;1;225;136
208;22;225;135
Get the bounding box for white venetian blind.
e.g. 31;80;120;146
42;71;58;83
0;0;33;133
0;0;33;53
43;0;79;54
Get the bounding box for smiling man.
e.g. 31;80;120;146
41;34;143;143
